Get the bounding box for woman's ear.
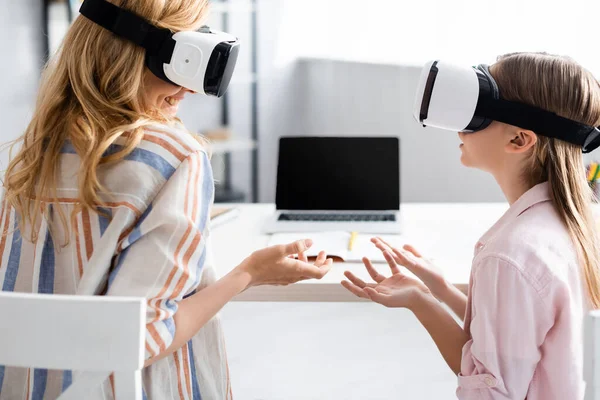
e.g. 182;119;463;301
505;129;537;153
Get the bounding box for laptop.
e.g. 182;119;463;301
264;137;401;234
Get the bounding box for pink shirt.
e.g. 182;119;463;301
457;182;587;399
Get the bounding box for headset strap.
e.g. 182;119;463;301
79;0;175;63
476;96;600;153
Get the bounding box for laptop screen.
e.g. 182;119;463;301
275;137;400;211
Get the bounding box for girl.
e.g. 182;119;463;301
0;0;331;398
342;52;600;399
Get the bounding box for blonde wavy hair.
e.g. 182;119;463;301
490;52;600;308
2;0;209;243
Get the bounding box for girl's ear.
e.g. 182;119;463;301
506;129;537;153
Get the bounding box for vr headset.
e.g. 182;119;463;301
414;60;600;153
79;0;240;97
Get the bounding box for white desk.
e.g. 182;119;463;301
211;203;509;302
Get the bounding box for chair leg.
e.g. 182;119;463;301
113;370;142;400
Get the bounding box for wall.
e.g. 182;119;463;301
258;57;505;202
296;58;505;202
0;0;44;172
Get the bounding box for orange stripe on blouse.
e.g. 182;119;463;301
165;153;200;299
182;342;193;397
223;341;232;400
142;134;186;162
145;341;156;359
0;202;10;265
173;349;186;400
146;128;195;154
25;368;31;400
147;219;193;328
82;208;94;260
73;215;84;278
147;323;166;353
149;154;196;325
109;373;116;399
117;224;136;252
46;198;142;217
171;226;200;298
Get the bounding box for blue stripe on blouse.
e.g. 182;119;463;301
32;368;48;399
97;207;113;237
0;218;23;393
108;204;152;289
188;340;202;400
38;213;55;294
62;370;72;392
61;142;176;180
32;212;56;399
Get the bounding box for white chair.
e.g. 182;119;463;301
0;291;146;399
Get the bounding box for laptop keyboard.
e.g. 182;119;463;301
278;213;396;222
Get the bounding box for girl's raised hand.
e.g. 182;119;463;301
341;250;430;309
371;237;449;300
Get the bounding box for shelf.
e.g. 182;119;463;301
210;139;256;154
214;186;246;203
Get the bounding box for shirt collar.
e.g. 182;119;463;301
477;181;551;247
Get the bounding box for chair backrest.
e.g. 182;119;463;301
586;310;600;400
0;291;146;399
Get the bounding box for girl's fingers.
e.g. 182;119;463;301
364;287;390;305
403;244;423;258
372;238;422;274
341;280;370;299
371;237;394;254
362;257;385;283
343;271;376;289
383;250;401;274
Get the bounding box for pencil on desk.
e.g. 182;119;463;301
589;162;600;182
348;231;358;251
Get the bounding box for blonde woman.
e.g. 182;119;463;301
342;52;600;399
0;0;331;398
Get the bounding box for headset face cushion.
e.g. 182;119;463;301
462;65;500;133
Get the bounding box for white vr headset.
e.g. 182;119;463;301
414;60;600;153
80;0;240;97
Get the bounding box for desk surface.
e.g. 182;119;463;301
211;203;509;302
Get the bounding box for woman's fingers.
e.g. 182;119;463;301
298;251;308;263
383;250;401;274
362;257;385;283
314;251;327;266
341;280;370;299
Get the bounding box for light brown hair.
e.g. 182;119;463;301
491;52;600;308
2;0;209;243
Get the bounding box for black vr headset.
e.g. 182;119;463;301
79;0;240;97
413;60;600;153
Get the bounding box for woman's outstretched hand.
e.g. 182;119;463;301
239;239;333;287
341;249;430;309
